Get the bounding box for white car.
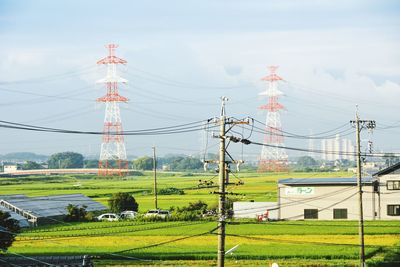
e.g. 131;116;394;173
120;210;138;219
97;213;120;221
145;209;170;218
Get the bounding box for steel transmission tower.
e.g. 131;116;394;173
96;44;129;176
258;66;288;172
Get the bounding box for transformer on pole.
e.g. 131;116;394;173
96;44;129;176
258;66;288;172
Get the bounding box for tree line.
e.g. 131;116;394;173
9;152;210;171
4;152;399;171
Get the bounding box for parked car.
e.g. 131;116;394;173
97;213;120;221
145;209;170;218
120;210;138;219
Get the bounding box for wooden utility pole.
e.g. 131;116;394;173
152;146;158;209
351;108;375;267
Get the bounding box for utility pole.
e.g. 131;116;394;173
152;146;158;209
206;97;249;267
350;107;376;267
217;97;227;267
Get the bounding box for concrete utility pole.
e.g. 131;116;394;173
152;146;158;209
209;97;249;267
350;107;376;267
217;97;227;267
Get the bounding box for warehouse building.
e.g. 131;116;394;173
0;194;107;226
234;163;400;220
278;162;400;220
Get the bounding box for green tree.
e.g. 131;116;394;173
64;204;89;222
132;156;153;170
177;200;208;213
0;211;20;251
21;161;43;170
109;192;139;213
48;152;84;169
297;156;318;167
168;156;202;170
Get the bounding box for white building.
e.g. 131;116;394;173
277;162;400;220
321;134;354;161
3;164;18;173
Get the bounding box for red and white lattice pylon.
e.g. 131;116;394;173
96;44;129;176
258;66;288;172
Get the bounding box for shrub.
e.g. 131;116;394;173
134;214;167;222
109;192;139;213
0;211;20;251
169;210;199;221
64;204;88;222
168;200;210;221
158;187;185;195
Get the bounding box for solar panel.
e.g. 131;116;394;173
1;194;107;218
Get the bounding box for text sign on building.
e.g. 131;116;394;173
285;187;315;195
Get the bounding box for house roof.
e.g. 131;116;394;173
278;177;375;185
373;162;400;177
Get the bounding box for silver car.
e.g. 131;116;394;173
120;210;138;219
97;213;120;221
145;209;170;218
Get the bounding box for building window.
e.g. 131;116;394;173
387;205;400;216
387;181;400;190
333;209;348;219
304;209;318;219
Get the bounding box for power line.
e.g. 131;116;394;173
0;119;216;136
238;138;400;157
123;68;247;90
0;118;398;157
0;65;97;85
224;232;388;249
114;226;219;254
0;85;95;104
245;123;355;140
252;118;353;139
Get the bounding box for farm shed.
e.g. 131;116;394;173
0;194;107;226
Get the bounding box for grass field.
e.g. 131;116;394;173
2;171;400;266
0;171;351;211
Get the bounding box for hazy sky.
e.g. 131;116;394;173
0;0;399;159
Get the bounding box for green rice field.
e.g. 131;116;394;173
1;171;399;266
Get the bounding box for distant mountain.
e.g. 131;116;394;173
0;152;49;162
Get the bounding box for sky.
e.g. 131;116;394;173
0;0;399;160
